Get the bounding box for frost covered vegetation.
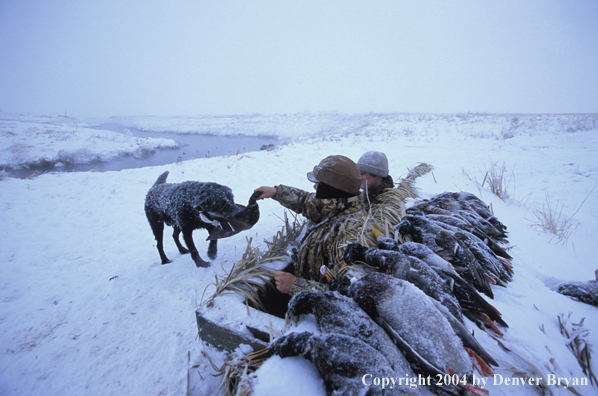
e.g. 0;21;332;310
113;112;598;144
0;112;597;396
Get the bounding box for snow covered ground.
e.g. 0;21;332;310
1;112;597;396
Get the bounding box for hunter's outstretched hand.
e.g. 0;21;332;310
254;186;276;200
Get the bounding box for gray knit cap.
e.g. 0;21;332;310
356;151;389;178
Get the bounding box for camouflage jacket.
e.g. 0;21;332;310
273;185;364;295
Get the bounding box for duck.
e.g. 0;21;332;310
556;270;598;307
395;216;494;298
398;213;512;279
410;192;509;246
373;239;508;329
377;238;459;274
416;191;507;235
347;273;496;384
287;290;415;376
419;213;511;259
269;331;421;396
344;243;465;323
203;190;263;240
452;231;512;285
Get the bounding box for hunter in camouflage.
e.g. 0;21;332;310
254;154;433;297
273;184;364;295
255;155;365;296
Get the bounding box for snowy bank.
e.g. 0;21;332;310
0;115;178;171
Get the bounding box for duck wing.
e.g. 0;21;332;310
394;241;507;329
378;317;446;377
443;269;508;327
435;230;494;298
454;232;512;284
426;215;511;259
350;273;474;377
395;241;458;274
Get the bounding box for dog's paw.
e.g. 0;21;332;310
195;260;210;268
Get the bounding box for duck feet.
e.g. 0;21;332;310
207;240;217;260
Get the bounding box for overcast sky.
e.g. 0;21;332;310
0;0;597;118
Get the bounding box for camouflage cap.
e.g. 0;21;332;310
306;155;361;195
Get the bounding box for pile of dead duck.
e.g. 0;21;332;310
206;191;514;396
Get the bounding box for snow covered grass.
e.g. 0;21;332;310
484;161;515;202
532;194;577;244
557;313;597;386
530;184;596;245
98;112;598;141
0;112;597;396
462;161;515;203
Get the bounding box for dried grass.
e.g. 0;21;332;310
531;194;576;244
530;181;595;245
395;162;434;199
341;163;431;253
261;211;306;261
558;313;597;387
490;335;555;396
201;211;306;311
485;161;513;200
334;163;433;276
462;161;514;202
205;237;275;312
208;347;270;396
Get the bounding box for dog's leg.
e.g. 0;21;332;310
172;226;190;254
182;228;209;267
150;220;171;264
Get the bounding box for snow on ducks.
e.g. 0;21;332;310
348;272;481;378
370;239;508;330
287;290;415;378
269;331;421;396
344;242;465;324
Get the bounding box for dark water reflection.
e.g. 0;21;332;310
5;124;278;179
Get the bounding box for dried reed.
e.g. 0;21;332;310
558;313;597;386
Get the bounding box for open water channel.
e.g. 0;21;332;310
6;124;278;179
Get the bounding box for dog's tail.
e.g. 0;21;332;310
153;171;169;187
